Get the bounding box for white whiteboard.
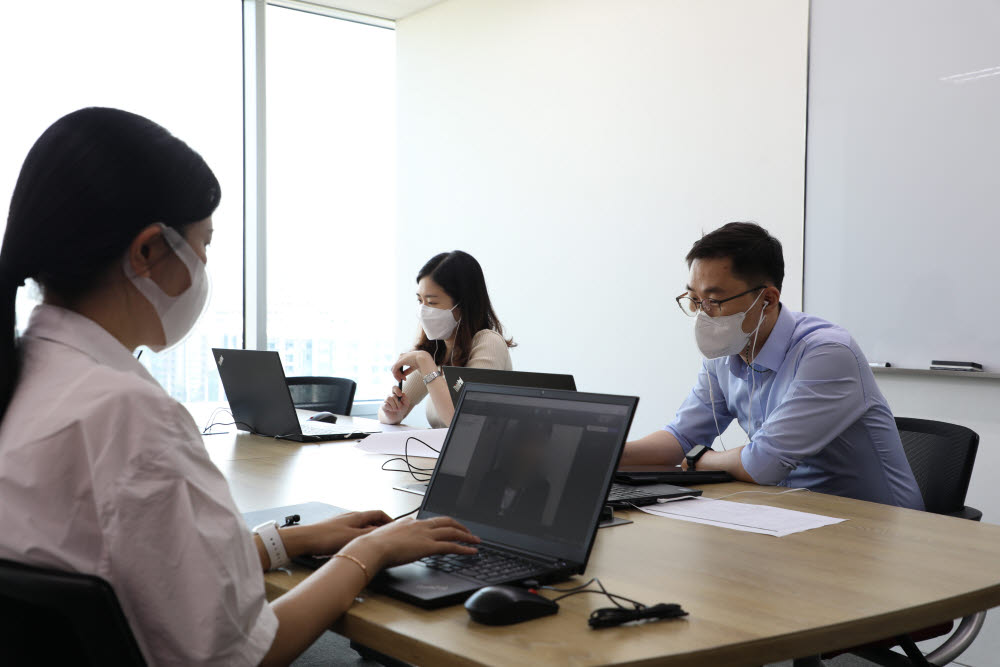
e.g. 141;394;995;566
804;0;1000;371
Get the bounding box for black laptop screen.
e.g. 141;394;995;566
420;387;635;566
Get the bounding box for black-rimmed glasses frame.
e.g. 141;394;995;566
675;285;766;317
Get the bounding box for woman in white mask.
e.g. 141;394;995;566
379;251;515;428
0;108;478;666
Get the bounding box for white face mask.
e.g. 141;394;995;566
694;291;765;359
124;223;210;353
418;302;460;341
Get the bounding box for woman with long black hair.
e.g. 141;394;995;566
0;108;478;665
378;251;515;428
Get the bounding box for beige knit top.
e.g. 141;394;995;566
402;329;513;428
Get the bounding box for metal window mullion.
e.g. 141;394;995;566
243;0;267;350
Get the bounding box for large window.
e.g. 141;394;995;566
265;7;397;402
0;0;244;402
0;2;396;408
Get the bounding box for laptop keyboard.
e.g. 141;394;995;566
419;544;547;583
607;482;663;501
299;421;350;436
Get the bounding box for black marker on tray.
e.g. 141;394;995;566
930;360;983;372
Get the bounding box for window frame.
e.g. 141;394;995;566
243;0;395;416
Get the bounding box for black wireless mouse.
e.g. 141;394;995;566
464;585;559;625
307;411;338;423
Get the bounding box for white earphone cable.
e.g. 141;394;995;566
747;303;766;440
708;295;769;451
708;377;727;451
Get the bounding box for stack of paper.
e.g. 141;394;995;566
355;428;446;458
639;496;844;537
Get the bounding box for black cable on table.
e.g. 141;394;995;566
380;436;440;482
540;578;688;629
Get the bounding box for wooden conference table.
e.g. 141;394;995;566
198;412;1000;666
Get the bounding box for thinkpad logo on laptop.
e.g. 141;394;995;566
453;377;464;393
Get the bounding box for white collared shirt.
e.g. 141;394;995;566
0;305;278;665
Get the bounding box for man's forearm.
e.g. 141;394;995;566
620;430;685;467
688;446;756;483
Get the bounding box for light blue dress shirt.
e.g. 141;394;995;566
666;305;924;510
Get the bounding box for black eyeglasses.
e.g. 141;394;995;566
675;286;765;318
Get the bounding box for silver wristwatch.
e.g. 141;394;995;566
422;370;443;385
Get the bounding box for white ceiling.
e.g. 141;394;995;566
306;0;448;21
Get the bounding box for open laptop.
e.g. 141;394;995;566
615;467;733;486
399;464;701;508
371;383;638;608
605;481;700;508
442;367;576;406
212;348;379;442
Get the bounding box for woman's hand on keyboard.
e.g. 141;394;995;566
350;516;480;571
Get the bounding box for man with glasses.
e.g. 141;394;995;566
621;222;923;509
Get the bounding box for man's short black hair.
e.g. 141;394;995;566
685;222;784;291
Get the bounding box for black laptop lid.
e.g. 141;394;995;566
212;348;301;437
442;367;577;407
419;384;637;567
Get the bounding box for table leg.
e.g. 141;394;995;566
350;640;412;666
792;657;824;667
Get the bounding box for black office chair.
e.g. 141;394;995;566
0;558;146;665
286;376;357;415
796;418;985;667
895;417;981;521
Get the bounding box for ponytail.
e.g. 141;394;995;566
0;107;220;422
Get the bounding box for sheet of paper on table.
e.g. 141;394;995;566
638;496;845;537
354;428;446;458
366;421;417;433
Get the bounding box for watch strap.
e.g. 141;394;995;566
253;520;290;570
422;370;443;385
686;446;710;470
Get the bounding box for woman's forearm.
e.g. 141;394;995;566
259;539;384;666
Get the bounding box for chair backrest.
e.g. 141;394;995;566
286;376;357;415
895;417;979;515
0;558;146;665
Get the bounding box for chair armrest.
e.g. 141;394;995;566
948;506;982;522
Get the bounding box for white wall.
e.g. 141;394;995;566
394;0;808;437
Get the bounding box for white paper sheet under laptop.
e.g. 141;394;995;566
639;496;845;537
355;428;446;457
